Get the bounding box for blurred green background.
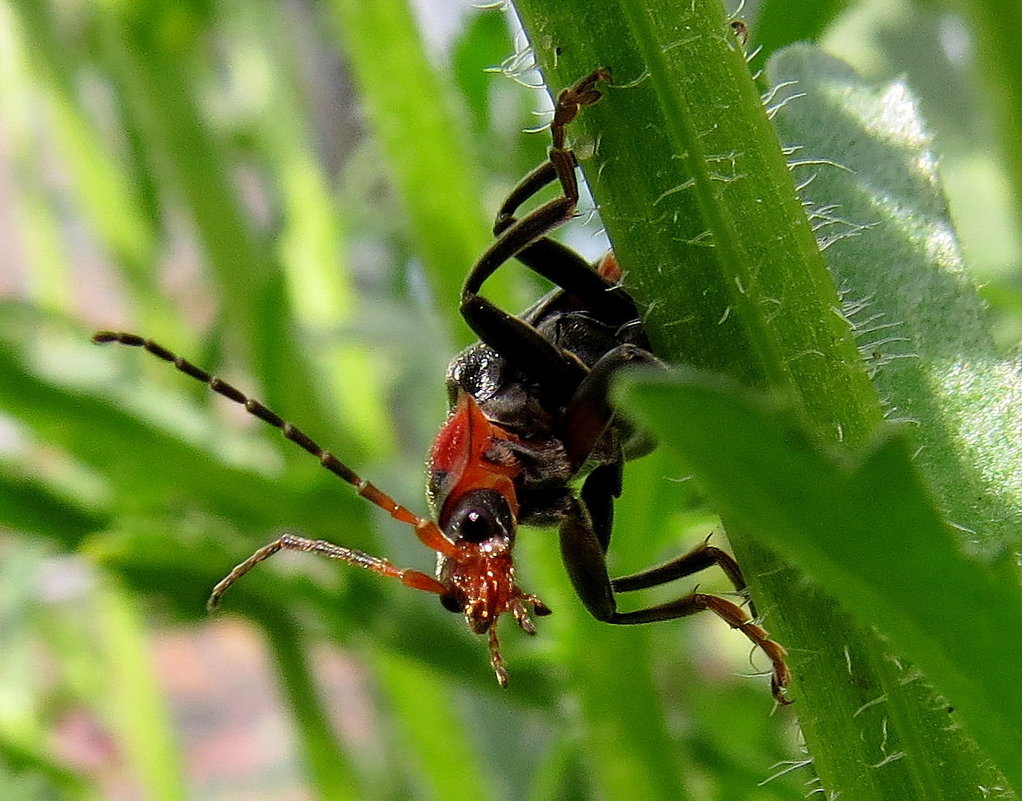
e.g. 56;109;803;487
0;1;1018;800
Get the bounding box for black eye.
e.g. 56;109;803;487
461;509;493;542
443;488;515;544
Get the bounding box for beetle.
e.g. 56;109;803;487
93;68;790;702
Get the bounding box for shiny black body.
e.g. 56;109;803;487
440;71;791;707
94;68;790;701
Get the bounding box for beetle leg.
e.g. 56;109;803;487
464;69;633;332
558;499;790;703
460;69;634;393
560;343;662;550
207;532;448;610
488;627;509;688
612;535;746;594
560;343;662;469
624;593;791;704
462;66;594;302
612;535;757;618
461;291;588;403
580;462;622;553
489;159;635;324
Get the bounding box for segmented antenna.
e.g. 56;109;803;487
91;331;456;559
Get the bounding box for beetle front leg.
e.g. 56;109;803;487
558;499;791;703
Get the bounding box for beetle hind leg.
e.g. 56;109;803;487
611;535;757;618
558;499;790;703
609;591;791;704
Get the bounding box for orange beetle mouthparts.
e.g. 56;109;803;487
444;540;550;687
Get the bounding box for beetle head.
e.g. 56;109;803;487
436;488;550;686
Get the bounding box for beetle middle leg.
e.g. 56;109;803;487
460;69;629;396
558;500;791;703
488;159;635;324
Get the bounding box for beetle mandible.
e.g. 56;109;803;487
93;68;791;703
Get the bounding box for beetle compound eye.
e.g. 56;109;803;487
461;509;494;542
444;489;516;544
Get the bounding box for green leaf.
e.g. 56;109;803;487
0;466;107;547
767;45;1022;556
0;330;362;538
624;369;1022;798
93;580;188;801
0;735;93;801
512;1;1016;797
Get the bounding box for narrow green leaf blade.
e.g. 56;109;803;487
768;45;1022;556
625;370;1022;796
326;0;498;345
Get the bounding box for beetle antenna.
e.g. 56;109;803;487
91;331;455;557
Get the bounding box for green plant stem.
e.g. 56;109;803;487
511;1;988;798
515;0;879;436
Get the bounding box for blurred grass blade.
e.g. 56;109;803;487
264;621;360;801
94;578;188;801
374;651;498;801
326;0;500;345
223;0;392;457
0;734;94;801
624;369;1022;796
3;1;158;283
89;2;330;434
0;330;359;535
0;467;107;547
